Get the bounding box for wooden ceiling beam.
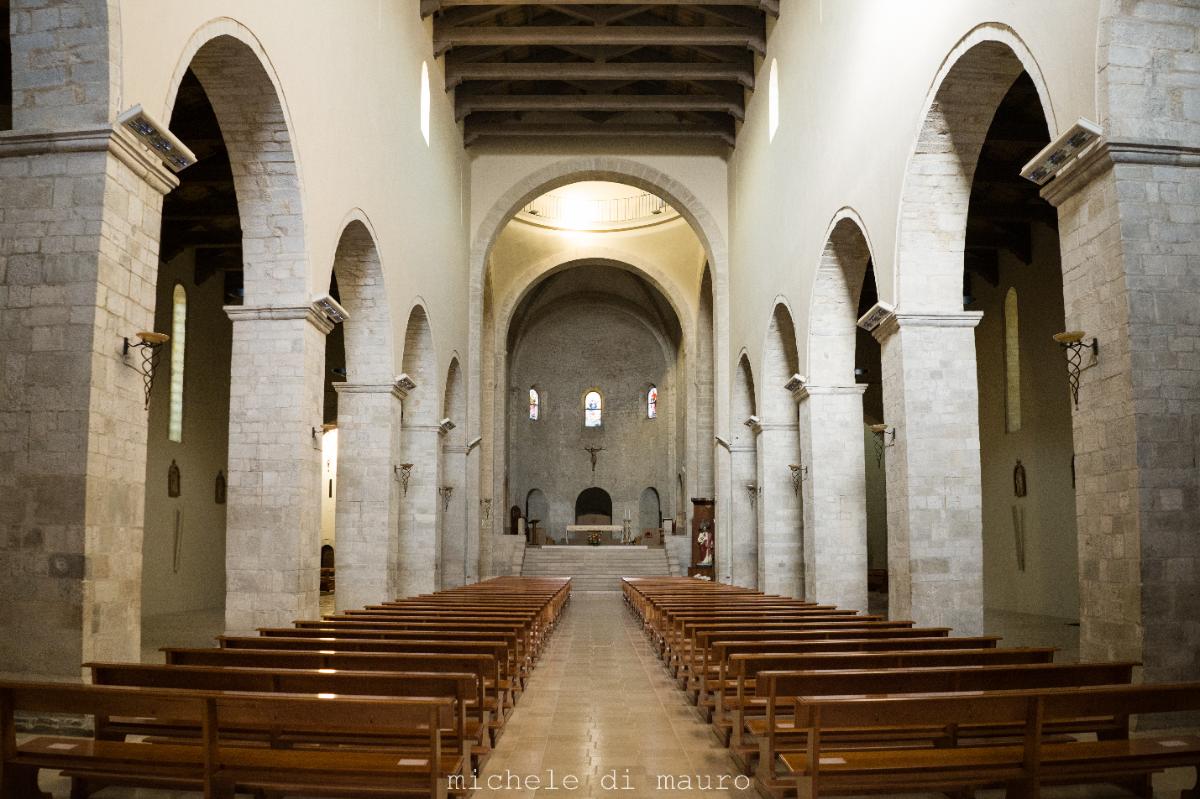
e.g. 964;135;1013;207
425;0;777;15
434;24;765;56
464;120;735;146
456;92;744;121
445;59;754;88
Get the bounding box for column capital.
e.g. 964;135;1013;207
224;302;338;335
334;379;410;401
796;383;868;402
872;310;983;343
0;126;181;195
1041;139;1200;207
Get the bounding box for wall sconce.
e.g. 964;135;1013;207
788;464;806;495
480;498;492;521
1053;331;1099;408
438;486;454;511
312;293;348;325
395;463;414;495
745;483;761;507
869;423;896;467
122;331;170;409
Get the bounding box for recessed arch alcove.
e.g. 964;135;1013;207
575;488;614;526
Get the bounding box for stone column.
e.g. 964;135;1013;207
398;425;441;596
729;438;757;588
872;311;984;635
798;384;869;612
440;422;468;589
758;422;804;598
1043;140;1200;684
332;380;404;611
0;127;176;679
224;304;330;634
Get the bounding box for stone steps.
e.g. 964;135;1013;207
520;546;671;591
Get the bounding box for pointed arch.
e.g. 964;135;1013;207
762;301;800;424
808;211;876;386
332;214;393;384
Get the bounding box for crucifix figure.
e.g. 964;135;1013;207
584;445;604;473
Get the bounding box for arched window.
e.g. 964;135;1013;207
647;386;658;419
168;284;187;442
584;390;603;428
529;388;540;421
419;61;431;146
1004;288;1021;433
768;58;780;142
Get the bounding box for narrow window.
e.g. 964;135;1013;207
584;390;602;428
168;284;187;442
768;58;780;142
1004;288;1021;432
529;388;540;421
647;386;658;419
420;61;431;146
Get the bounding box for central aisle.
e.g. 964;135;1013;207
472;591;756;798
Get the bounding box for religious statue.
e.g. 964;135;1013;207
168;460;181;498
1013;460;1027;498
696;522;714;567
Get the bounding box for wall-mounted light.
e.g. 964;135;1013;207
868;423;896;467
396;373;417;393
1021;118;1103;186
439;417;456;436
788;464;806;495
312;293;349;325
122;331;170;409
116;105;196;172
438;486;454;511
1053;331;1099;408
395;463;415;495
745;483;761;507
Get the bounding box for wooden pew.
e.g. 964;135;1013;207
0;682;462;799
749;661;1137;790
777;683;1200;799
86;662;488;767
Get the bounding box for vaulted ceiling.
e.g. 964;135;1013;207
420;1;779;146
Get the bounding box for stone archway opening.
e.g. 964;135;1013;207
575;488;613;526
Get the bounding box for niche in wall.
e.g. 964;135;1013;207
575;487;612;525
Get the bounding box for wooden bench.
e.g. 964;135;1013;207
748;660;1137;788
86;662;488;767
0;682;461;799
777;683;1200;799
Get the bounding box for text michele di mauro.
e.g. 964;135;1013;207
448;768;754;792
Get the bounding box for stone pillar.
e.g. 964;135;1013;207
758;422;804;598
332;380;404;611
729;438;757;588
224;304;330;633
440;424;468;589
798;384;869;612
873;311;984;635
0;127;175;679
398;425;441;597
1044;140;1200;684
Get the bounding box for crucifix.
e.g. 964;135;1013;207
583;445;605;473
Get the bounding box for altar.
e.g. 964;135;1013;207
555;524;628;546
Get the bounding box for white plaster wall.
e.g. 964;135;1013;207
975;226;1079;620
141;250;229;617
117;1;470;386
730;0;1100;382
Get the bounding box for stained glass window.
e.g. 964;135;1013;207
1004;288;1021;433
584;390;602;428
647;386;658;419
529;388;540;421
168;284;186;442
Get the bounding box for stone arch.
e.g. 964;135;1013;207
759;302;803;598
397;301;441;595
470;157;730;578
166;20;309;305
333;214;393;383
440;355;468;588
575;487;613;525
329;215;400;610
729;352;759;589
808;211;876;386
894;24;1057;311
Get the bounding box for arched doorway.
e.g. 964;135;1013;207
575;488;613;526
